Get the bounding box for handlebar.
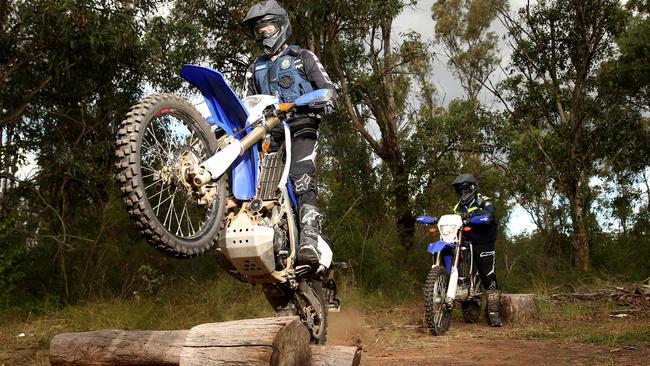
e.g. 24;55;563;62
415;214;492;226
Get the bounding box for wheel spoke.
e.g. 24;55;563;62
142;171;157;180
131;107;220;243
146;122;167;152
152;188;174;214
154;185;169;215
184;202;197;236
173;199;184;236
140;165;158;174
163;191;176;228
144;178;165;191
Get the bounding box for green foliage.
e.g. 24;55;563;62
143;0;255;92
431;0;507;100
0;0;648;316
590;211;650;281
0;217;27;307
498;0;647;271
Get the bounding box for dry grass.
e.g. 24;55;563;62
1;279;648;366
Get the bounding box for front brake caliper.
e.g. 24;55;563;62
177;152;217;206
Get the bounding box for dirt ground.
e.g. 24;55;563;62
2;301;648;365
327;304;650;366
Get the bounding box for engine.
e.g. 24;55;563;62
220;212;276;277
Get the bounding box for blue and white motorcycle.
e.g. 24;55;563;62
415;213;491;335
115;64;336;343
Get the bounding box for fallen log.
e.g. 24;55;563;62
549;285;650;307
180;317;310;366
311;345;362;366
50;316;308;366
49;316;362;366
49;329;187;366
500;293;538;323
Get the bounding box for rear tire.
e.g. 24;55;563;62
423;266;452;335
461;298;481;323
115;93;227;258
308;281;328;345
459;244;482;323
264;281;328;344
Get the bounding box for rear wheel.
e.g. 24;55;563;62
459;244;482;323
461;298;481;323
423;266;452;335
263;281;328;344
115;93;227;258
298;280;328;345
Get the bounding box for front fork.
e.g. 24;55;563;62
432;242;462;306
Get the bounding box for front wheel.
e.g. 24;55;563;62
424;266;452;335
115;93;227;258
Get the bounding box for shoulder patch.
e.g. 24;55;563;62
279;56;292;70
255;64;267;71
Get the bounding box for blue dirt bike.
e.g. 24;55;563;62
416;213;491;335
115;64;338;343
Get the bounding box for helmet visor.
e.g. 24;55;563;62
455;184;474;203
254;21;279;41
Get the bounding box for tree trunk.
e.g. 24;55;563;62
500;294;538;323
49;317;312;366
390;162;415;250
568;179;591;272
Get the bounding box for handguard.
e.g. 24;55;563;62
468;215;492;225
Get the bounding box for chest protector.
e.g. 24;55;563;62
254;46;314;103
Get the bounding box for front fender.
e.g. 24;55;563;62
427;241;455;254
180;64;257;199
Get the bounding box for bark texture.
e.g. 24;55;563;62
500;294;538;323
311;345;362;366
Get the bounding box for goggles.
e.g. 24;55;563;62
254;21;279;41
455;185;472;195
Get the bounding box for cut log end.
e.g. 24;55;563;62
179;316;311;366
311;345;362;366
500;293;538;323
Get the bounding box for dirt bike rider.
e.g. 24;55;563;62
451;173;503;327
242;0;337;268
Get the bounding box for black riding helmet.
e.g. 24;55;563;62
452;173;478;206
243;0;292;56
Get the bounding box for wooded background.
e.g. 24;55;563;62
1;0;648;310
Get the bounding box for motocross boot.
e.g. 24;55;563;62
297;204;321;267
486;290;503;327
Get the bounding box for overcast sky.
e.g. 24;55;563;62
394;0;537;236
394;0;529;106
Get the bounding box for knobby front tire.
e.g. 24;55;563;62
424;266;452;335
115;93;227;258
